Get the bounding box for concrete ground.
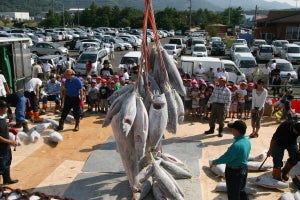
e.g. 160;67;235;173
5;109;300;199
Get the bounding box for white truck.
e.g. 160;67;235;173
180;56;246;84
0;37;33;93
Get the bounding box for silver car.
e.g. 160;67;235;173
30;42;68;56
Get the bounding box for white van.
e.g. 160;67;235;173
280;43;300;64
186;37;206;55
234;53;257;81
180;56;246;84
74;49;109;76
118;51;141;78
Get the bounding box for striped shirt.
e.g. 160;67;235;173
208;86;231;111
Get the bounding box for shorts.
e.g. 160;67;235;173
230;103;237;112
184;100;192;110
237;102;245;111
245;101;252;111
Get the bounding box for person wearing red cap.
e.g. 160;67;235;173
236;82;247;119
87;80;99;112
113;75;121;90
98;79;110;113
245;83;254;119
229;85;238;119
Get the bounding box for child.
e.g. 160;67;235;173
191;84;200;117
198;82;207;119
87;80;99;112
229;84;238;119
244;82;254;119
183;79;193;116
204;84;214;120
236;82;247;119
98;79;110;113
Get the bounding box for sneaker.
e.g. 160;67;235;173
249;133;258;138
204;129;214;134
218;132;223;137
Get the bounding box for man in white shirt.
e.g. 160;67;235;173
270;60;276;70
262;63;271;86
24;73;44;122
195;63;206;81
42;60;53;80
109;42;114;60
0;72;10;99
220;68;229;82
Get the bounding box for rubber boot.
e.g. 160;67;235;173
33;112;43;123
55;120;64;131
29;111;35;122
73;120;79;132
204;126;215;134
3;169;19;185
22;121;29;133
218;126;223;137
40;103;47;115
272;168;282;181
282;162;294;181
13;121;22;128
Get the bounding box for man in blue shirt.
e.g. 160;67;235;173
210;120;251;200
55;69;83;132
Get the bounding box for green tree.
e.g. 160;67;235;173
40;9;60;28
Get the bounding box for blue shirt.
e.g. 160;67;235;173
213;135;251;167
65;77;82;97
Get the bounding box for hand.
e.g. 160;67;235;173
10;140;17;147
9;128;18;135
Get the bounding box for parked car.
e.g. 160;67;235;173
168;38;186;54
267;58;298;82
64;38;79;50
38;55;61;72
231;44;251;61
235;39;248;46
79;42;101;54
211;40;225;56
256;44;274;61
30;42;68;56
163;44;181;59
250;39;267;56
192;44;208;57
280;43;300;64
271;40;289;56
74;49;108;76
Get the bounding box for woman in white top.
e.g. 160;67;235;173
250;79;268;138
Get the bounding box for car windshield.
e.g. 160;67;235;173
77;54;97;63
235;47;250;52
194;46;206;51
254;41;266;46
277;63;294;71
212;42;224;47
164;45;175;50
288;47;300;53
240;60;256;68
120;57;138;65
193;40;204;45
260;47;273;53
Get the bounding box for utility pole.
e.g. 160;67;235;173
63;2;65;27
189;0;192;30
253;5;258;38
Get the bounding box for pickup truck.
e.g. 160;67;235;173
168;38;186;54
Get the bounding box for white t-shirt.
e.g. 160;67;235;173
0;74;7;97
43;63;53;72
25;78;42;94
270;62;276;70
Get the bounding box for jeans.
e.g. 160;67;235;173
225;165;248;200
15;96;26;122
272;143;299;168
42;94;60;105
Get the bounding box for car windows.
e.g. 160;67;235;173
260;46;273;53
164;45;175;50
278;63;293;71
77;53;97;63
224;64;237;73
240;60;256;68
288;47;300;53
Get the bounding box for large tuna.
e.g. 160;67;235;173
111;113;139;197
161;48;186;96
133;96;149;159
119;91;137;136
165;87;178;134
148;91;168;149
173;89;185;124
248;176;289;189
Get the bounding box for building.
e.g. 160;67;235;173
0;12;30;21
254;10;300;43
